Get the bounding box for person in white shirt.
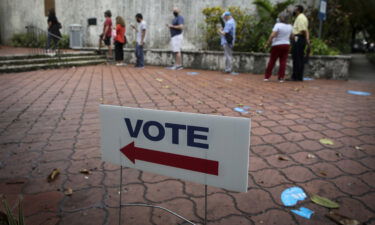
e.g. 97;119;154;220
131;13;146;68
264;12;293;82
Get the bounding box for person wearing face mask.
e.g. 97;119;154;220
291;5;309;81
263;12;293;82
166;7;185;70
131;13;147;68
218;11;236;74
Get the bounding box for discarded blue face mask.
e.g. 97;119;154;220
347;90;371;96
303;77;314;81
187;72;199;76
281;186;307;206
243;106;251;110
230;72;239;75
291;207;314;219
233;107;247;113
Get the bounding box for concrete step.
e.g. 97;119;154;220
0;59;107;74
0;55;106;66
0;51;100;61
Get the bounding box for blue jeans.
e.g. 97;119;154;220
135;44;144;67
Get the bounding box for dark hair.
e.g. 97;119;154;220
135;13;143;20
296;5;304;13
104;10;112;18
49;8;56;17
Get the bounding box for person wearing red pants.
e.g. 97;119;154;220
264;12;293;82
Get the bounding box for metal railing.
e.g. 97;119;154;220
25;25;63;58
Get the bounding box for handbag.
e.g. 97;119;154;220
225;33;233;45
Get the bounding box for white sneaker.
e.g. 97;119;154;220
263;79;269;82
166;66;176;70
175;65;184;70
279;79;285;83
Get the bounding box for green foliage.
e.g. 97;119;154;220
305;1;351;53
11;33;69;49
309;38;340;56
201;6;267;52
1;196;25;225
253;0;295;20
201;0;295;53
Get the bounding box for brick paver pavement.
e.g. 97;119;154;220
0;65;374;225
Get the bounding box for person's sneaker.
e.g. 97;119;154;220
116;63;125;66
263;79;269;82
166;66;176;70
175;65;184;70
279;79;285;83
135;66;145;69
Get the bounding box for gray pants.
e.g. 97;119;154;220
223;44;233;72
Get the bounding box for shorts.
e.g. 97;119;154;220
101;34;111;46
170;34;183;52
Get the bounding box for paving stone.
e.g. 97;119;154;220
252;169;289;187
232;188;277;214
251;209;295;225
23;191;63;216
0;65;374;224
332;176;371;196
335;159;370;174
107;207;152;225
59;208;106;225
61;187;104;211
145;180;185;203
282;166;317;183
194;193;240;221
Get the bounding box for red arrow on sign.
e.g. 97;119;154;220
120;142;219;176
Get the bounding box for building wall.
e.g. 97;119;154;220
0;0;314;49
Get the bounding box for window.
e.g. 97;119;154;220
44;0;55;16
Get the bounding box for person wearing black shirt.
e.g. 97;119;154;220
46;8;61;54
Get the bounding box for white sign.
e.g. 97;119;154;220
320;0;327;14
100;105;250;192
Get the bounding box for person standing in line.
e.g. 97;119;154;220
99;10;113;59
131;13;146;68
114;16;126;66
263;12;293;82
291;5;309;81
45;8;61;55
218;11;236;73
166;7;184;70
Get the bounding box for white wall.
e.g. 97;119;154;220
0;0;314;49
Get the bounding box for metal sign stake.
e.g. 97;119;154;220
119;165;123;225
204;184;208;225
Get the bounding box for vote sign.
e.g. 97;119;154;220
100;105;251;192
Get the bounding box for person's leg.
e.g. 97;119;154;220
297;37;306;80
176;51;182;66
135;44;140;67
114;42;120;62
52;38;58;50
119;43;124;62
98;34;103;50
46;33;51;51
228;45;233;72
108;43;112;59
277;45;290;80
265;46;279;79
139;45;144;67
291;39;298;80
175;35;183;67
223;44;230;72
